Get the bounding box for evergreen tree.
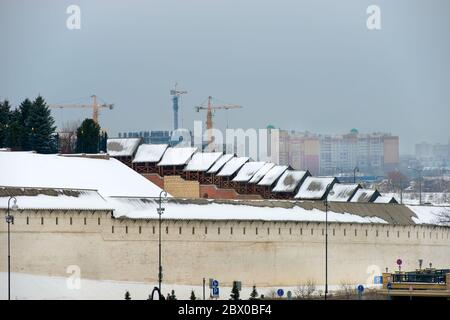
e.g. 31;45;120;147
18;98;33;150
0;100;11;148
124;291;131;300
230;282;240;300
99;131;108;153
5;109;22;150
190;290;196;300
76;118;101;153
27;96;57;153
249;285;258;300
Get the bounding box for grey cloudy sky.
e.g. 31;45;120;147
1;0;449;154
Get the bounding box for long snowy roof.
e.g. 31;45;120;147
184;152;223;172
257;165;289;186
374;196;398;204
109;198;442;225
207;154;234;174
272;170;309;193
132;144;168;163
327;184;360;202
157;147;197;166
232;162;267;182
107;138;141;157
351;189;379;203
0;152;164;198
295;177;335;200
216;157;249;177
249;163;276;184
0;187;112;211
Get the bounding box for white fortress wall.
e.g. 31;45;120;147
1;209;449;290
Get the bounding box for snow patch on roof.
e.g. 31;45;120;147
107;138;141;157
157;147;197;166
249;163;276;184
0;187;112;211
184;152;223;172
258;165;289;186
132;144;168;163
207;154;234;174
328;184;360;202
407;205;450;225
232;162;267;182
295;177;335;199
374;196;397;204
112;198;388;224
272;170;308;193
216;157;249;177
0;152;164;198
351;189;378;203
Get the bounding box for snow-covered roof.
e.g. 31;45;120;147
110;198;424;225
232;162;267;182
107;138;141;157
257;165;289;187
0;187;112;211
216;157;249;177
207;154;234;174
272;170;309;193
351;189;380;203
407;205;450;225
132;144;168;163
157;147;197;166
295;177;335;200
328;184;360;202
0;152;164;198
249;163;276;184
184;152;223;172
374;196;398;204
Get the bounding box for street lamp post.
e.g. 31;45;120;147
157;190;167;296
6;196;18;301
323;184;334;301
353;166;359;184
408;167;422;205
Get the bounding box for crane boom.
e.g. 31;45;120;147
49;95;113;125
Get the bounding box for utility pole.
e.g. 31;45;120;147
157;190;167;295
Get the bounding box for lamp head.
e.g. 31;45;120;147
11;198;19;211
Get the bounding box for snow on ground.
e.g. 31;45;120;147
0;152;164;198
384;192;450;206
407;205;449;225
0;272;380;300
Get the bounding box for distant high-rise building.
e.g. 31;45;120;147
415;140;450;167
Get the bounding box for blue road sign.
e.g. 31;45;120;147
357;285;364;293
212;287;219;297
277;289;284;297
212;280;219;288
374;276;383;284
387;282;392;290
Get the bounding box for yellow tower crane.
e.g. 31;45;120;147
49;95;114;125
195;96;243;148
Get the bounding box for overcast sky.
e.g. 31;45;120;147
1;0;449;154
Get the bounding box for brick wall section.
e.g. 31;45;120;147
143;174;165;189
164;176;200;198
200;184;262;200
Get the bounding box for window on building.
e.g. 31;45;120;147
70;217;73;225
166;226;169;234
397;231;400;238
267;228;270;235
230;227;233;235
112;226;114;233
279;228;281;235
153;226;155;234
179;227;182;235
343;229;346;236
365;230;368;237
243;227;246;235
256;227;258;235
333;229;335;236
218;227;220;235
376;230;379;237
300;228;303;235
355;229;357;236
41;217;44;225
205;226;208;234
387;230;389;237
192;227;195;235
26;217;29;225
311;228;314;235
84;217;87;225
56;217;58;225
408;231;410;238
98;217;101;225
289;228;292;235
139;226;142;234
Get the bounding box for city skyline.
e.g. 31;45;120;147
2;0;450;155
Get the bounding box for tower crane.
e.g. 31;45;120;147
49;95;114;125
170;84;187;130
195;96;243;147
